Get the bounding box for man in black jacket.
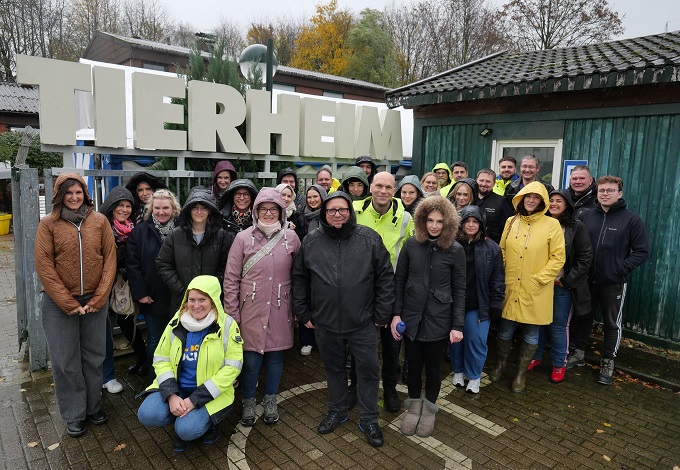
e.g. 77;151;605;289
569;175;649;385
475;169;509;243
567;164;597;217
293;192;394;447
504;155;554;200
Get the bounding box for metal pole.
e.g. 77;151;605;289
266;38;274;95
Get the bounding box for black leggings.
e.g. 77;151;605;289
404;337;448;402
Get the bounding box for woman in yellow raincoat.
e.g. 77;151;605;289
489;182;565;393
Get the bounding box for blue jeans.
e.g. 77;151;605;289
103;313;116;383
145;315;170;379
451;310;490;380
497;318;540;344
534;285;573;367
138;391;211;441
240;351;284;399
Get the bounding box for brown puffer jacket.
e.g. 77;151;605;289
34;173;117;312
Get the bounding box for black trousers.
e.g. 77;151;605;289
571;283;626;359
404;336;448;402
349;326;401;390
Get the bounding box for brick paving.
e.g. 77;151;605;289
0;233;679;469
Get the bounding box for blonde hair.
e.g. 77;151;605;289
144;189;181;221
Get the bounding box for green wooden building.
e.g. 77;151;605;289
386;32;680;347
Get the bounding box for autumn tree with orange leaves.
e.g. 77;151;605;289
291;0;355;76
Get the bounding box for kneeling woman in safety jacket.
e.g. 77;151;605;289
137;275;243;453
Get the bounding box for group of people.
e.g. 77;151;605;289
34;154;649;451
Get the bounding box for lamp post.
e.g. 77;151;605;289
238;39;278;94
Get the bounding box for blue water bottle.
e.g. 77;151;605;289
396;321;406;335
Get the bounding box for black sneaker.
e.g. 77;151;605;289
172;436;189;453
358;421;384;447
383;387;401;412
202;424;220;445
66;421;86;437
87;410;108;425
597;358;615;386
317;412;349;434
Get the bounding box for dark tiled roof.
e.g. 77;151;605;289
97;32;387;91
0;82;38;114
386;31;680;108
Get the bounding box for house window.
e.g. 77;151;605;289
323;90;343;99
142;62;167;72
490;139;564;189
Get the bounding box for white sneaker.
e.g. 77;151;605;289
452;372;465;387
466;378;480;394
300;345;312;356
102;379;123;393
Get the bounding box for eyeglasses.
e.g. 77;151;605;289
258;207;279;215
325;208;349;216
597;188;619;194
234;192;251;199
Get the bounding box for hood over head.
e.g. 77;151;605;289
276;167;299;192
341;166;369;197
125;172;168;206
306;184;328;202
513;181;550;216
397;175;424;199
432;162;453;182
211;161;238;199
548;188;575;223
177;275;226;320
447;177;478;202
99;186;136;221
252;187;287;225
355;156;377;179
179;186;222;225
51;172;94;217
459;205;486;238
413;195;460;250
319;191;356;238
218;179;258;211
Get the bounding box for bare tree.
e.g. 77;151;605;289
499;0;624;50
211;17;245;60
165;21;198;48
121;0;169;41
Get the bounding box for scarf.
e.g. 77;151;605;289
257;220;282;238
180;309;216;332
60;205;88;224
152;214;175;240
232;208;252;228
113;219;134;243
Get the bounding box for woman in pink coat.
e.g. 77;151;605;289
223;188;300;428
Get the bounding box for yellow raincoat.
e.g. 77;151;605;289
500;182;565;325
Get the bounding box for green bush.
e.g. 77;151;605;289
0;131;62;174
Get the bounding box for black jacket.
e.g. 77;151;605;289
476;192;508;244
218;179;258;238
157;187;232;311
393;236;466;341
579;199;649;285
550;190;593;316
99;186;136;277
126;219;173;318
124;172;167;224
569;181;597;218
292;192;394;333
460;206;506;322
505;178;554;200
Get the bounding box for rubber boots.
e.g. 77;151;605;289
415;399;439;437
400;398;422;436
512;342;538;393
489;338;513;382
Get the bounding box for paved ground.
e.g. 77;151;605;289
0;233;679;469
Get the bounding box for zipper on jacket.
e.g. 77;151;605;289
69;221;85;295
251;282;256;302
277;283;281;308
594;212;607;280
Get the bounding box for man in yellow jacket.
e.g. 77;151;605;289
432;162;455;197
353;172;414;413
138;275;243;452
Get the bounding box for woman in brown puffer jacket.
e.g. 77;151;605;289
34;173;117;438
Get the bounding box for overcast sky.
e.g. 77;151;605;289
164;0;680;41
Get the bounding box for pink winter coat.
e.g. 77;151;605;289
223;188;301;353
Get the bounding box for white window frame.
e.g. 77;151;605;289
490;139;564;188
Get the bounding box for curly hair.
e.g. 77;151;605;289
413;196;460;250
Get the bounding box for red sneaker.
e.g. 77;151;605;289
527;359;542;371
551;367;566;383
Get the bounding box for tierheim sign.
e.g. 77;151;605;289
16;54;404;160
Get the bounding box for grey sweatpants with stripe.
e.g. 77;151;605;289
42;292;107;424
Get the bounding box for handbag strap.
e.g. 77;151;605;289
241;229;286;278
